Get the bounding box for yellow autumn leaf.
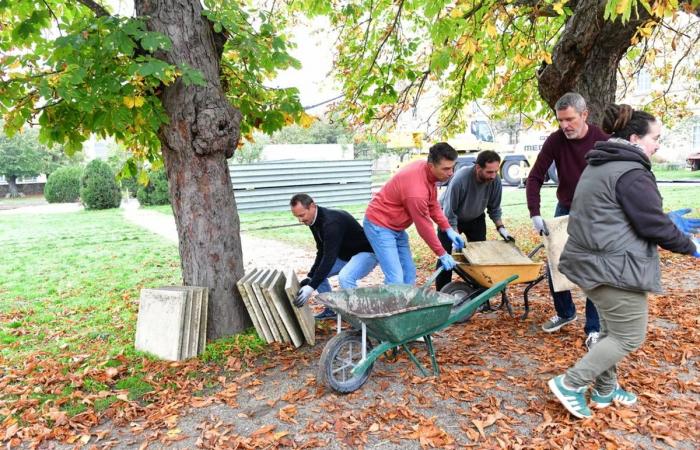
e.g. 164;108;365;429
552;1;566;15
541;51;553;65
283;113;295;126
615;0;629;14
486;23;497;38
123;96;145;109
461;37;477;55
299;112;316;128
450;7;464;19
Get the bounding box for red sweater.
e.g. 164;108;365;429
526;125;609;217
365;161;451;256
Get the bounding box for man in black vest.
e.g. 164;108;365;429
290;194;378;319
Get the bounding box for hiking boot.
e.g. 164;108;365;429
548;374;592;419
542;314;577;333
314;307;337;320
591;385;637;409
585;332;600;350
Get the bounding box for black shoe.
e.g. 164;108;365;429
314;307;337;320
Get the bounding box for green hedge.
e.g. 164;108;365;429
44;166;82;203
80;160;121;210
136;170;170;206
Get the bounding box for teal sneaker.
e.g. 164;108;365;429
548;375;592;419
591;385;637;409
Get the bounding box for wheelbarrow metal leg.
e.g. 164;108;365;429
499;291;515;318
522;274;546;320
401;343;430;377
424;334;439;377
351;341;393;377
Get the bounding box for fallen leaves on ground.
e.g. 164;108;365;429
1;235;698;448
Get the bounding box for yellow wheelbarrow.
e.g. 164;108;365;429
441;241;545;321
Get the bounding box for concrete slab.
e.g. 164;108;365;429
266;271;304;348
236;269;267;342
188;288;203;357
154;286;207;358
157;286;195;359
284;270;315;346
260;270;291;344
198;288;208;354
180;289;193;358
242;269;274;343
135;288;187;361
251;269;283;342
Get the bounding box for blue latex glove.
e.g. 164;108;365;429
445;228;465;251
668;208;700;235
693;238;700;258
438;253;457;270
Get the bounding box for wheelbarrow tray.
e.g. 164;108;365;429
457;261;542;287
453;252;542;287
317;285;454;343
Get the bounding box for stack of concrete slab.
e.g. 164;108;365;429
134;286;208;361
237;269;315;348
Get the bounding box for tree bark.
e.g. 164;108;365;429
537;0;650;125
135;0;250;339
7;175;19;198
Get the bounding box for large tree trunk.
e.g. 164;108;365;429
135;0;250;339
7;175;20;198
537;0;651;124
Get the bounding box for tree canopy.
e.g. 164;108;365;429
298;0;700;134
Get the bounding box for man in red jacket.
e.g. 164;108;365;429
363;142;465;285
526;92;609;349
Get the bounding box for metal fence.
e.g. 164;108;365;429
229;160;372;212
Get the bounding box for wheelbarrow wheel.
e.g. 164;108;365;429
440;281;483;323
318;330;374;394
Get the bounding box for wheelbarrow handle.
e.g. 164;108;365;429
420;267;444;291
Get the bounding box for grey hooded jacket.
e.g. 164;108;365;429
559;139;694;293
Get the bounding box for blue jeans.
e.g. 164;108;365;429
549;203;600;334
363;217;416;285
315;252;378;293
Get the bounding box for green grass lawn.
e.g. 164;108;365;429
0;209;182;364
652;167;700;180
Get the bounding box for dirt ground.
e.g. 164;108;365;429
23;207;700;449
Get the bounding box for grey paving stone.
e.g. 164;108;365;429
135;288;187;361
266;270;304;348
284;269;315;346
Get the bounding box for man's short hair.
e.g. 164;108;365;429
290;193;314;208
476;150;501;167
427;142;458;164
555;92;587;114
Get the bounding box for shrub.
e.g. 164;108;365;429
44;166;82;203
136;169;170;206
80;160;121;210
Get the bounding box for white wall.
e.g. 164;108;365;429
261;144;354;161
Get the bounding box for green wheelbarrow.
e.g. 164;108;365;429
316;269;517;393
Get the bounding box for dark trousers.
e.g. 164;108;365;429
435;214;487;291
549;204;600;334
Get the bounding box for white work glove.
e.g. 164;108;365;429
531;216;549;236
498;226;515;242
294;285;314;307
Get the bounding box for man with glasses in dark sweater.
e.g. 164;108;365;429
290;194;378;319
526;92;609;349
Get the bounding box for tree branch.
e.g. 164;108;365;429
75;0;110;17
